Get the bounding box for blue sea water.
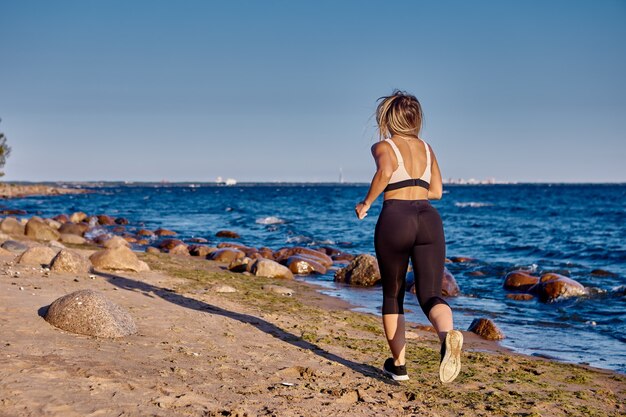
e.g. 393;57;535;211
4;183;626;373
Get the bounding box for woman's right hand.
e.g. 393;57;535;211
355;201;370;220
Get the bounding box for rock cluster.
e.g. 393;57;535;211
502;270;587;303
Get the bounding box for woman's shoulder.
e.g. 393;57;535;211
371;139;393;155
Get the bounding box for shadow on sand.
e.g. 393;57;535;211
89;271;396;385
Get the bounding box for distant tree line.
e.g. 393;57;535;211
0;118;10;177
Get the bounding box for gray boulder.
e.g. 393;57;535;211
44;289;136;338
1;240;29;253
251;259;294;279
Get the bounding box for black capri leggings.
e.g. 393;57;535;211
374;199;449;317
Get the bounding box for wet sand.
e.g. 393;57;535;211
1;243;624;417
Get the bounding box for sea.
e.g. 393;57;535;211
4;182;626;373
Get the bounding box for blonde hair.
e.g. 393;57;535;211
376;90;423;140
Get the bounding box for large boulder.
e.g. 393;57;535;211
154;228;176;236
503;271;539;292
251;259;294;279
58;222;89;236
0;217;25;235
25;218;60;241
44;289;137;338
286;255;328;275
334;254;380;286
17;246;57;266
208;248;245;263
50;249;92;273
530;273;586;302
44;219;62;230
90;246;150;272
468;318;505;340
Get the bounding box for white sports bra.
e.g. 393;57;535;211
384;138;431;192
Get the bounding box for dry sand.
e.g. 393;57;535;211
1;249;624;417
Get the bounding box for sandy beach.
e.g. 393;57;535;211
1;230;624;417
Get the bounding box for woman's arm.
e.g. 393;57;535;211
427;146;443;200
355;142;394;219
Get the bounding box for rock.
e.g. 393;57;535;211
0;208;27;215
331;253;356;262
530;273;587;302
59;233;87;245
44;218;62;230
334;254;380;286
442;267;460;296
274;247;333;267
25;218;61;241
286;255;328;275
169;244;189;256
257;247;274;260
158;238;185;250
252;259;294;279
208;248;245;263
17;246;57;266
0;217;25;235
217;241;252;250
188;237;208;243
468;271;486;277
216;230;240;239
52;214;70;223
154;228;176;236
506;294;534;301
102;236;130;249
228;257;254;272
44;289;137;338
188;245;216;257
123;235;137;243
114;217;129;225
69;211;88;223
0;231;10;243
145;247;161;254
136;239;150;245
90;246;150;272
97;215;116;225
468;318;505;340
136;229;155;237
50;249;92;273
48;240;66;250
58;222;89;236
590;269;618;277
102;236;131;249
503;271;539;292
261;284;294;296
1;239;29;252
212;284;237;293
449;256;475;263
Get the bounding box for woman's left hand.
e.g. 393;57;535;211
355;201;370;220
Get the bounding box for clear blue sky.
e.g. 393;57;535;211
1;0;625;183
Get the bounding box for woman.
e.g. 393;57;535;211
355;90;462;383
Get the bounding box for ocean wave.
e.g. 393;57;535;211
256;216;286;225
455;202;493;208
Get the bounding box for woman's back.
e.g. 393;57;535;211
384;136;431;201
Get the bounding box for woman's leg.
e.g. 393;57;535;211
428;303;453;342
382;314;406;365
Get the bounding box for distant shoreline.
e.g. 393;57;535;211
2;180;625;187
0;183;88;199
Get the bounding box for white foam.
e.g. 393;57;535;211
256;216;286;225
454;202;492;208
